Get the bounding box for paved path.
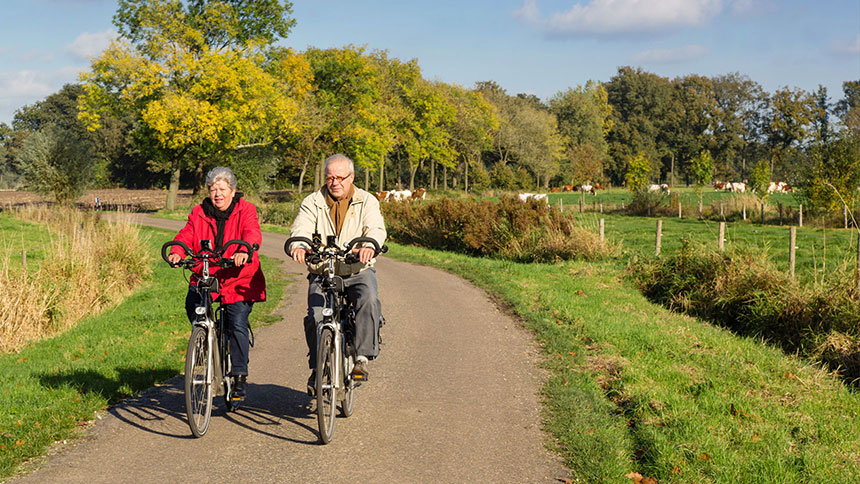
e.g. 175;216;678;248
8;215;568;484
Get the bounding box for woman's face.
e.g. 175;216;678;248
209;179;236;211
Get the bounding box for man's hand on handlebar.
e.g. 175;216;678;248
291;247;310;264
352;247;375;264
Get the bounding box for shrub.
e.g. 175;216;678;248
383;196;618;262
626;241;860;383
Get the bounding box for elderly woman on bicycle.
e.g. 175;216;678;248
167;166;266;400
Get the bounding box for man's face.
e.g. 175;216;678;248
208;179;236;211
325;159;354;200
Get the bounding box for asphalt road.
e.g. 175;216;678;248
8;214;568;484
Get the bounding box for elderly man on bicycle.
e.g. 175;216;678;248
167;166;266;401
288;153;386;394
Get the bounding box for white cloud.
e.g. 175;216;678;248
65;28;117;60
630;44;710;63
829;33;860;56
514;0;723;37
0;66;88;124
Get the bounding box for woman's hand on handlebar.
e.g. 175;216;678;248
232;252;249;267
352;247;375;264
167;253;183;266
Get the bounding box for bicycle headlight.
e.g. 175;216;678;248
322;308;333;317
195;306;206;315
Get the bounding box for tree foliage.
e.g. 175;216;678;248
16;125;96;204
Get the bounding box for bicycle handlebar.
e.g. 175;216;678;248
284;235;387;265
161;239;258;269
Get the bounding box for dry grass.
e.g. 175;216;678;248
0;207;151;353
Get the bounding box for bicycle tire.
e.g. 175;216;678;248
340;376;355;417
316;328;337;444
223;339;237;411
185;326;213;438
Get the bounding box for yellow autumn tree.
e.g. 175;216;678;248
79;0;304;209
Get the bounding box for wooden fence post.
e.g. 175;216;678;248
760;203;765;224
697;199;702;219
655;219;662;256
720;202;724;218
599;200;603;213
799;204;803;227
579;199;583;213
559;199;563;212
719;222;725;252
599;218;605;243
743;204;747;221
789;226;797;279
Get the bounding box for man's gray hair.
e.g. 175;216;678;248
324;154;355;174
206;166;237;189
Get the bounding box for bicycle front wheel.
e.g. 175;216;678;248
185;326;213;438
316;328;337;444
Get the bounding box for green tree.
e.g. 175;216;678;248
443;83;498;191
16;125;96;204
798;134;860;212
604;66;673;185
710;73;767;181
625;152;651;192
748;159;771;201
549;82;612;185
80;0;299;209
766;87;815;179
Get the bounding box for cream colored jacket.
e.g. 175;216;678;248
288;186;387;276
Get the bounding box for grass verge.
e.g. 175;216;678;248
385;242;860;483
0;225;288;480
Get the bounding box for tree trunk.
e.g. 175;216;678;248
431;159;435;190
670;153;675;187
166;162;181;211
378;160;384;192
464;159;469;192
365;167;370;190
443;165;447;190
297;158;309;195
409;163;417;191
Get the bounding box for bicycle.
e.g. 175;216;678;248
284;234;387;444
161;238;257;438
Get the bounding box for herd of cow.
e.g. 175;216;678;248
373;188;427;201
373;180;794;205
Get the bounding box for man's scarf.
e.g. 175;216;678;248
324;184;354;236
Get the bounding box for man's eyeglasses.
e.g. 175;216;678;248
325;174;352;184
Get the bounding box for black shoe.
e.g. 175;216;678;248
307;370;316;397
232;375;247;400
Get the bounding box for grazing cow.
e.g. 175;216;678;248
411;188;427;200
768;181;792;194
648;184;661;193
388;189;412;201
594;183;605;190
727;182;746;193
374;191;390;201
517;192;549;203
660;184;670;194
714;181;726;191
550;186;561;193
564;184;577;192
581;184;596;195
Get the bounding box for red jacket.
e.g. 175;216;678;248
170;197;266;304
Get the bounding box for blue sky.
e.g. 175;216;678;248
1;0;858;125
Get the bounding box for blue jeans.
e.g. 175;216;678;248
185;289;254;376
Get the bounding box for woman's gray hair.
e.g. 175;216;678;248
206;166;237;189
324;154;354;174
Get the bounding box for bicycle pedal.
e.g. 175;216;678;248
351;373;368;382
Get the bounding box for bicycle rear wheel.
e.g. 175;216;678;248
340;377;355;417
185;326;213;438
316;328;337;444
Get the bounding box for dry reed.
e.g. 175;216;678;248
0;207;151;353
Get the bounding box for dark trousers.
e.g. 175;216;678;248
305;268;381;369
186;289;254;376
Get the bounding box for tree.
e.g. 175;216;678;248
748;159;771;203
604;66;674;185
443;84;498;191
662;75;716;186
16;125;96;204
689;149;715;197
80;0;299;209
710;73;767;181
549;82;612;185
797;134;860;212
766;87;815;179
625;152;651;192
